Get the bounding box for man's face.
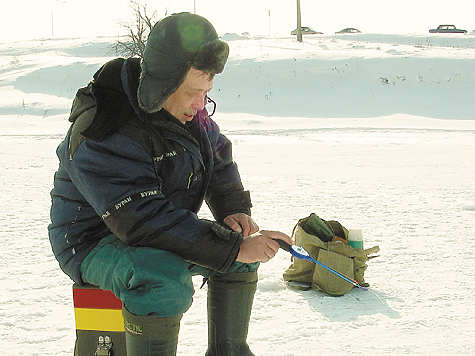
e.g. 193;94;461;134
163;68;213;124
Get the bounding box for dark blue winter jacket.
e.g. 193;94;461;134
48;58;252;284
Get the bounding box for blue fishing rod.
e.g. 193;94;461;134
275;239;368;291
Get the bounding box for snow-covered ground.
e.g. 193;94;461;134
1;32;474;355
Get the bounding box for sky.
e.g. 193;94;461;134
1;0;474;43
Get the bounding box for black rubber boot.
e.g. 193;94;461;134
205;271;258;356
122;306;182;356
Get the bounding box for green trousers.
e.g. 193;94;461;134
80;234;258;317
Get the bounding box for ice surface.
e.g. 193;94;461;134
1;32;474;355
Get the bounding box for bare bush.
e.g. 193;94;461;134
112;1;166;58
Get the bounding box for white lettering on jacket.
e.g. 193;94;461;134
154;150;178;162
141;190;158;198
115;197;132;210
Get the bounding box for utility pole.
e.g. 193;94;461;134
194;0;196;14
296;0;302;42
268;10;271;36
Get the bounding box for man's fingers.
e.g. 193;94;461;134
236;229;293;264
268;238;281;253
239;221;250;236
249;221;259;235
260;230;294;246
225;218;242;233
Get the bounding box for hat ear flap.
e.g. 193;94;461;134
138;60;190;113
192;40;229;74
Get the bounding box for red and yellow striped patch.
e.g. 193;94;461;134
73;285;124;332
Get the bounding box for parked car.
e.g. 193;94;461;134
335;28;361;34
291;27;323;35
429;24;467;34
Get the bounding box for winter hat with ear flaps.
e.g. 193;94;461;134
138;12;229;113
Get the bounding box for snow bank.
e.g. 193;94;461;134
1;33;475;128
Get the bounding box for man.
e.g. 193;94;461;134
48;12;293;356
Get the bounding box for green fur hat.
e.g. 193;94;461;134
138;12;229;113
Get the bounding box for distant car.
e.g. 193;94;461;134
291;27;323;35
335;28;361;34
429;25;467;34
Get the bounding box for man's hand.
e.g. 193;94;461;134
223;213;259;237
236;230;294;264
